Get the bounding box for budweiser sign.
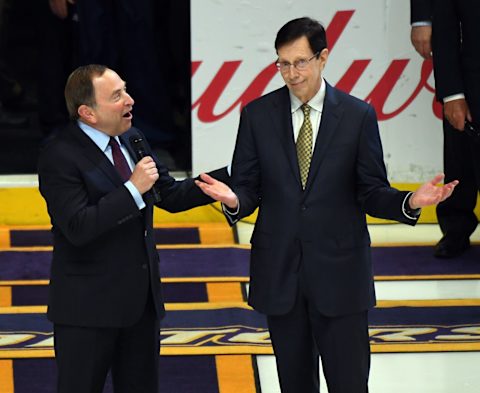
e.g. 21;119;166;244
191;3;442;180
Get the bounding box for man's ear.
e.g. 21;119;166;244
78;105;96;123
319;48;329;64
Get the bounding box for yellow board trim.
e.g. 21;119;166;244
1;184;479;225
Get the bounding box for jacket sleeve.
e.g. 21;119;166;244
126;129;230;212
410;0;433;23
355;105;417;226
431;0;463;101
229;106;262;220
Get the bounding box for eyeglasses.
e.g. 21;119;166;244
276;52;319;73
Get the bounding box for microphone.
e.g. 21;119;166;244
129;135;162;203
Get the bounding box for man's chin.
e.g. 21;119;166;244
123;118;133;129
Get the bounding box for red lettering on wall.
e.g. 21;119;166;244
192;62;278;122
363;58;441;121
191;61;201;77
335;60;371;93
325;10;355;49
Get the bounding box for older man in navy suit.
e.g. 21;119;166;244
196;17;458;393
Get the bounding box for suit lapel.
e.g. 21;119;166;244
270;87;302;184
304;83;343;191
68;123;123;186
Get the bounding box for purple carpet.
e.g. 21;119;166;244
7;282;223;306
0;248;250;281
371;244;480;277
1;246;479;283
9;227;201;247
11;356;226;393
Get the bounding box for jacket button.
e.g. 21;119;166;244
142;264;148;270
301;205;307;211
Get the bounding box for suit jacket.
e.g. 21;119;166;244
228;83;417;317
431;0;480;121
410;0;433;24
38;123;227;327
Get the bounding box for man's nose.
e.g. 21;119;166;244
125;93;134;106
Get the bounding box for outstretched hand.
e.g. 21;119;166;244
409;174;459;209
195;173;239;210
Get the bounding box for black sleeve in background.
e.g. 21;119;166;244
431;0;463;101
410;0;433;23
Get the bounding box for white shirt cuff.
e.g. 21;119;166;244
402;192;421;220
222;199;240;225
443;94;465;103
411;21;432;27
125;180;146;210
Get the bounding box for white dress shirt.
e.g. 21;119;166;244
78;121;145;210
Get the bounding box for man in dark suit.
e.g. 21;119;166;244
37;64;227;393
196;17;457;393
411;0;480;258
431;0;480;257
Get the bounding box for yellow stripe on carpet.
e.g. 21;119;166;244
199;223;234;244
7;299;480;314
207;283;244;302
0;287;12;307
376;299;480;307
0;227;10;248
0;222;234;247
0;360;14;393
216;355;256;393
372;342;480;353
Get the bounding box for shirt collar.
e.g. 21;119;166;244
77;120;118;152
290;78;326;114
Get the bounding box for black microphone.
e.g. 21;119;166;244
129;135;162;203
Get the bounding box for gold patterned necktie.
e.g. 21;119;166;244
296;104;313;189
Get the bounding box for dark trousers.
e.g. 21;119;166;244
267;277;370;393
437;119;480;241
53;296;159;393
